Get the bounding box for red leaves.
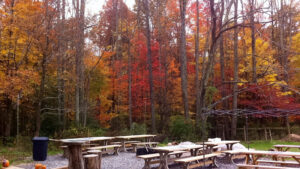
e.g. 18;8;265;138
239;83;300;115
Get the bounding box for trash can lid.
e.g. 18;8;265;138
32;137;49;141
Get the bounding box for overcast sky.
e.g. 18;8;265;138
85;0;136;16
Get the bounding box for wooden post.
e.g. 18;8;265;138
269;128;272;141
264;128;268;141
83;154;98;169
87;150;102;169
64;141;85;169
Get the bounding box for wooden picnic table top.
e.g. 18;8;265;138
115;134;156;139
274;145;300;148
204;140;240;146
152;144;205;153
225;150;300;157
60;136;115;143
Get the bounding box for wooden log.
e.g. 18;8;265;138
87;150;102;169
83;154;98;169
64;142;84;169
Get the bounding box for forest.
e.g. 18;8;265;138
0;0;299;142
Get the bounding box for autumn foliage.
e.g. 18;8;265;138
0;0;299;139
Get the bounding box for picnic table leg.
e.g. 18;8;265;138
103;140;108;152
252;155;262;165
133;144;137;153
190;149;194;156
142;159;151;169
121;140;127;152
245;154;250;164
208;145;214;153
113;146;120;155
158;152;169;169
67;144;84;169
190;148;199;156
292;156;300;164
229;143;234;150
183;163;190;169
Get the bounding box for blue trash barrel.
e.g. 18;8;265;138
32;137;49;161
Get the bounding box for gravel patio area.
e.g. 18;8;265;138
17;152;238;169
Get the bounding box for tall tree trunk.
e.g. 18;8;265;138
278;0;290;135
218;0;226;138
36;0;51;136
57;0;66;124
231;0;239;139
74;0;85;125
127;24;133;130
179;0;189;119
80;0;86;126
144;0;156;133
75;0;80;124
195;0;201;129
4;0;15;139
198;0;217;139
250;0;256;83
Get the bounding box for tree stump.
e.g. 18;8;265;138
87;150;102;169
83;154;98;169
63;141;85;169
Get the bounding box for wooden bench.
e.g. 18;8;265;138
87;145;121;155
132;142;158;152
138;151;187;169
237;164;299;169
175;153;221;169
257;159;299;166
111;140;140;144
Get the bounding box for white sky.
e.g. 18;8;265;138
85;0;136;16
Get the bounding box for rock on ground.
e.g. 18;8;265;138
281;134;300;142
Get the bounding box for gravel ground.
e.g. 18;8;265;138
17;152;239;169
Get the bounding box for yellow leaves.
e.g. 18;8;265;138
261;74;277;83
291;33;300;87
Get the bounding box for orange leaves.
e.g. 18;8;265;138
0;69;39;100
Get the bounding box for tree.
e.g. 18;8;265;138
179;0;189;119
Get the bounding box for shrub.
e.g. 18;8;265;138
131;122;147;135
40;114;63;136
169;115;195;141
110;114;129;134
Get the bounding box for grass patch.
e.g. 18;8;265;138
241;140;300;151
0;142;62;166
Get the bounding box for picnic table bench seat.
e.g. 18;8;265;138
237;164;299;169
87;144;121;155
138;151;187;169
132;142;159;152
110;141;141;148
111;140;141;144
175;152;221;169
257;159;300;166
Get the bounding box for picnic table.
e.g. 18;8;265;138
152;144;206;169
225;150;300;165
204;140;240;152
55;137;114;169
115;134;156;152
274;145;300;152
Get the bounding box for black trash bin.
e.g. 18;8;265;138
32;137;49;161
